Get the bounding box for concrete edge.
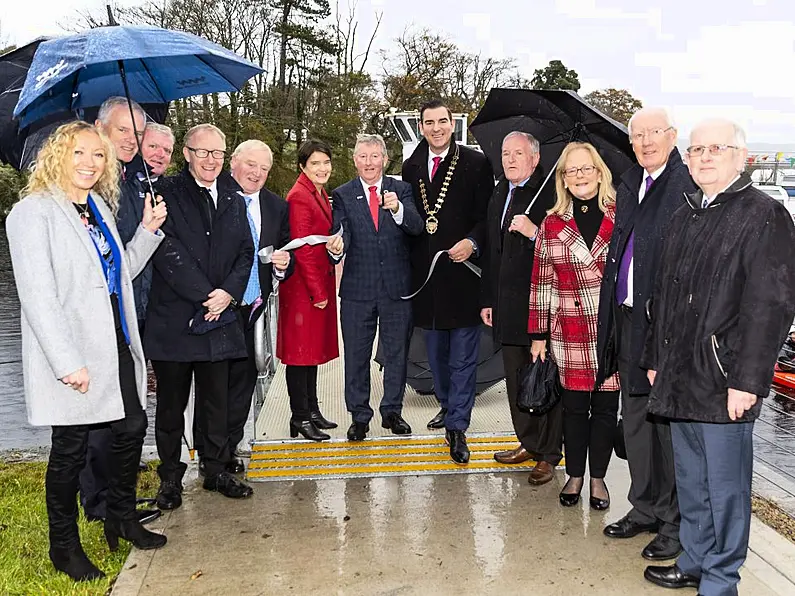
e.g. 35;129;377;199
110;511;172;596
747;515;795;594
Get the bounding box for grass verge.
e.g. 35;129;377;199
0;460;159;596
752;494;795;544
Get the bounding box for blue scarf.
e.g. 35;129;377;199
87;194;130;344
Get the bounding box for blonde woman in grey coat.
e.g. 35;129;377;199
6;121;168;582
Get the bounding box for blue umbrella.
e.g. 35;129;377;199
13;24;264;128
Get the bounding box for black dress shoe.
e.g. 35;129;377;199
644;565;700;589
382;412;412;435
603;514;659;538
203;471;254;499
310;410;338;429
446;430;470;464
104;518;167;551
642;534;683;561
427;408;447;429
589;478;610;511
289;420;330;441
156;480;183;511
559;477;583;507
138;508;162;525
199;457;246;476
347;421;369;441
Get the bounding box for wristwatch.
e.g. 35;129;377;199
467;238;478;254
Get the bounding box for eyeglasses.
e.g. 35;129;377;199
630;126;673;143
186;147;226;159
685;144;739;157
563;165;597;178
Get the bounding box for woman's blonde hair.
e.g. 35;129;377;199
22;120;121;213
550;142;616;216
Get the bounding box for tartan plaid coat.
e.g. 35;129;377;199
528;203;620;392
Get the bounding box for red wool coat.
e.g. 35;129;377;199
528;204;620;392
276;173;339;366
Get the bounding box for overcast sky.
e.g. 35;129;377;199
3;0;794;146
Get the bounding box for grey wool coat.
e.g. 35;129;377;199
5;188;163;427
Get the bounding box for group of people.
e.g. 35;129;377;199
7;92;795;596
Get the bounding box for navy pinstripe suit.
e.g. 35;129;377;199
331;176;424;423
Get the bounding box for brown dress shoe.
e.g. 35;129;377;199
494;445;533;464
527;461;555;485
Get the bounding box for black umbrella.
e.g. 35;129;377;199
0;38;169;170
375;326;505;395
469;88;636;187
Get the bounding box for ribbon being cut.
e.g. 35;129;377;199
258;224;344;264
401;250;481;300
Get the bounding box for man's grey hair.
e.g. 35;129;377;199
354;133;388;158
97;96;146;126
502;131;540;154
143;122;175;144
627;106;675;136
183;123;226;147
689;118;747;149
231;139;274;166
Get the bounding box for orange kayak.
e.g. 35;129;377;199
773;363;795;390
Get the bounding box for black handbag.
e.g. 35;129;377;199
517;355;561;414
614;417;627;460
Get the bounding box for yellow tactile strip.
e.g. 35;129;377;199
247;433;565;481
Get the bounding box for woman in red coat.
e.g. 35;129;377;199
528;142;620;510
277;140;342;441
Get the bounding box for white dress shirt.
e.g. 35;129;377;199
245;189;285;281
428;145;450;179
360;177;404;225
624;164;666;307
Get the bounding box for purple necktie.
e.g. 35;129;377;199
616;175;653;305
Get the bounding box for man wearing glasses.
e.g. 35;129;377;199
145;124;255;507
641;118;795;594
596;107;696;561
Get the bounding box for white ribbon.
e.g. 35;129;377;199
258;224;344;264
400;249;481;300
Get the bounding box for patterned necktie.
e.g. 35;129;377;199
431;156;442;180
243;195;260;305
368;185;379;231
502;187;516;232
616;176;653;304
702;197;709;209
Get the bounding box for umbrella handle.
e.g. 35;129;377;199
117;59;157;206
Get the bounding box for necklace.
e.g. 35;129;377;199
74;202;90;224
419;144;460;234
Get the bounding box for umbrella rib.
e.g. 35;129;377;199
137;57;168;104
195;53;240;91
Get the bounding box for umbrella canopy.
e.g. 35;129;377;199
14;25;263;128
0;39;168;170
469;88;636;185
375;326;504;395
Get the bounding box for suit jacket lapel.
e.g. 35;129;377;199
556;210;595;270
590;208;615;271
354;179;378;234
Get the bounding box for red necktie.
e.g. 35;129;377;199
368;185;379;231
431;156;442;180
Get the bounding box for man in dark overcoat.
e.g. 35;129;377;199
480;131;562;485
401;98;494;464
641;118;795;595
596;107;695;560
332;134;423;441
145;123;254;507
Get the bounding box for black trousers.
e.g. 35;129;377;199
502;344;564;465
227;305;258;450
561;388;619;477
617;305;680;540
152;359;231;479
47;319;146;548
286;365;319;421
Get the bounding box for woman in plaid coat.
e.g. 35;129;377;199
528;142;621;510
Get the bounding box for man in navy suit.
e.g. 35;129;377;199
332;134;424;441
